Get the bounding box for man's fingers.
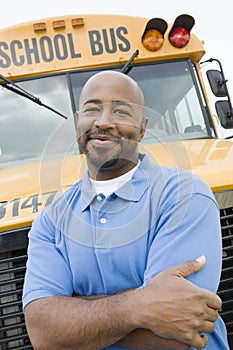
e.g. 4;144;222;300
205;307;219;322
180;332;208;349
168;256;222;310
207;295;222;311
145;257;222;348
202;320;215;334
170;255;206;278
194;334;208;350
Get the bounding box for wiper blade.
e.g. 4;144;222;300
121;49;139;74
0;73;68;119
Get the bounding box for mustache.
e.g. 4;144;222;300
85;129;121;142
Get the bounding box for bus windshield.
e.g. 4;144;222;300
0;59;213;169
0;75;78;169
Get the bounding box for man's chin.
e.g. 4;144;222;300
86;153;118;169
85;143;120;163
100;158;118;169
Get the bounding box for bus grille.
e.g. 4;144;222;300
0;204;233;349
217;205;233;348
0;229;32;350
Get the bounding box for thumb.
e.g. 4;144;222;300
174;255;206;278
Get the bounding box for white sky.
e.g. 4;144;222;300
1;0;233;103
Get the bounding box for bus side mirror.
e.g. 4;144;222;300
206;69;227;97
215;101;233;129
205;61;233;129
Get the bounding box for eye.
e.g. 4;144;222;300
113;108;131;118
83;106;100;115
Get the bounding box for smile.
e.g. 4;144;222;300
87;134;120;147
89;138;119;147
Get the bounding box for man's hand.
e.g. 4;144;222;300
133;255;222;349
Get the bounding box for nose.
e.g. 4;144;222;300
94;108;114;128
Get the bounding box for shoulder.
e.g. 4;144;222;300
139;153;215;202
33;179;83;227
29;179;84;239
51;179;83;209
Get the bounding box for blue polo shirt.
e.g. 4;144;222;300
23;153;229;349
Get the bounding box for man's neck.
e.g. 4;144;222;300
90;159;141;197
88;158;139;181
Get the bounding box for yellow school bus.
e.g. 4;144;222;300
0;13;232;349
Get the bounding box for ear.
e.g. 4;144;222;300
75;111;79;123
139;118;148;142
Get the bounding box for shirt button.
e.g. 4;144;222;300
100;218;107;224
97;195;103;201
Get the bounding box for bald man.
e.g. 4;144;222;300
23;71;229;350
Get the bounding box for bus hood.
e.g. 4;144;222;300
0;154;86;232
0;138;233;231
141;138;233;192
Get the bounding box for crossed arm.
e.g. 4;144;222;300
25;257;221;350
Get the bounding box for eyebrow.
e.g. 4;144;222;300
83;99;134;110
83;99;102;106
113;101;134;110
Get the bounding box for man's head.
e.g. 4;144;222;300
76;70;148;180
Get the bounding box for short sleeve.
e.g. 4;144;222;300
22;209;73;309
142;188;222;292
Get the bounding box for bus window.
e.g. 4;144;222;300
127;61;211;143
0;75;78;168
174;85;206;133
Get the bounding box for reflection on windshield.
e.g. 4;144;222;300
0;75;78;168
0;60;212;169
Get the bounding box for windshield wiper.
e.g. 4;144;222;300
121;49;139;74
0;73;68;119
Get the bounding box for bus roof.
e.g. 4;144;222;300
0;14;206;80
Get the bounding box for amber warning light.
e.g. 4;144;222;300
142;14;195;51
142;18;168;51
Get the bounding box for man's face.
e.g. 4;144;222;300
76;74;147;178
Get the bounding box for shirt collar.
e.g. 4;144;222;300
80;153;150;211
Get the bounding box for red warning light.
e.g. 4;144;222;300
169;26;190;48
168;15;195;48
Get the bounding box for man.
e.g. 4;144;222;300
23;71;229;349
